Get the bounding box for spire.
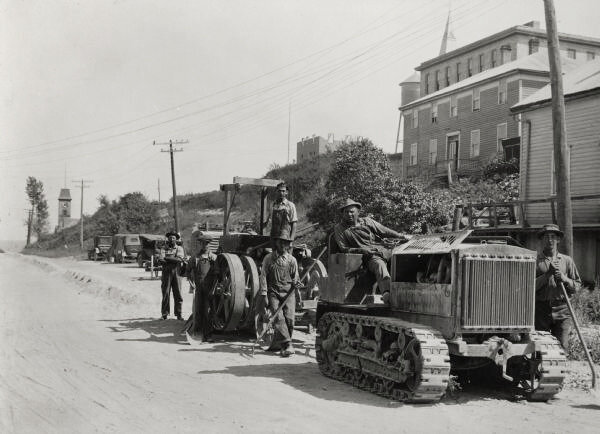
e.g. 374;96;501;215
439;9;457;56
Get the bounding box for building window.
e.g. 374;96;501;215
450;95;458;117
528;38;539;54
500;45;512;64
435;70;441;91
412;110;419;128
587;51;595;60
498;79;507;104
491;49;497;67
424;73;430;94
455;62;461;82
429;139;438;165
410;143;418;166
470;130;480;157
472;88;480;111
567;48;577;59
497;123;508;152
431;104;438;123
478;53;484;72
467;58;473;77
445;66;450;86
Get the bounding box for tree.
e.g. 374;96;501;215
25;176;49;240
307;140;454;234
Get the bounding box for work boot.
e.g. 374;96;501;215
161;315;167;320
176;315;184;321
280;344;295;358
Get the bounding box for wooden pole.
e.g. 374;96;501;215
543;0;573;256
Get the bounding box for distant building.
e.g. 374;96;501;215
56;188;78;231
296;134;343;163
399;21;600;181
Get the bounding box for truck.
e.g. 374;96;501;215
87;235;112;261
107;234;141;263
315;230;566;403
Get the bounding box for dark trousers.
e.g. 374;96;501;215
535;300;572;348
161;269;182;317
190;281;211;340
268;290;296;346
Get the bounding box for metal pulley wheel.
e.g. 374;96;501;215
208;253;247;331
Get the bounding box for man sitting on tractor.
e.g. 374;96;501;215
333;198;411;301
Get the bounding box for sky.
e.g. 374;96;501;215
1;0;599;240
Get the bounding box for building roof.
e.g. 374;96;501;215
400;71;420;85
400;52;580;110
58;188;71;201
416;22;600;71
511;59;600;112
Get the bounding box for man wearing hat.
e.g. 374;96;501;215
258;233;300;357
158;231;186;320
535;223;581;347
268;182;298;242
186;232;217;341
333;198;411;299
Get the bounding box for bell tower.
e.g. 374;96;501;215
58;188;72;229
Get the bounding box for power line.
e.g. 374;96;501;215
154;139;187;232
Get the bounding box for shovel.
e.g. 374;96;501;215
558;280;598;395
252;245;327;356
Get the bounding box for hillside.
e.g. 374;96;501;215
24;154;333;256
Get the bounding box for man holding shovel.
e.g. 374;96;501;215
535;224;581;348
258;233;300;357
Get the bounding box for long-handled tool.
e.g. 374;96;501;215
558;281;598;394
252;245;327;356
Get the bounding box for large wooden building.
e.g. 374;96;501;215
399;21;600;181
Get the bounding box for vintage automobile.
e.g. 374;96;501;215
87;235;112;261
315;230;566;403
137;234;167;268
107;234;141;263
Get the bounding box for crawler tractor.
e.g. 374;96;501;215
316;230;566;403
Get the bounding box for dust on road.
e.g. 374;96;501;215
1;253;599;434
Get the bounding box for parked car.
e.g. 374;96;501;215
87;235;112;261
137;234;167;268
107;234;141;263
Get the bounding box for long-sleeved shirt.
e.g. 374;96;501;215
159;244;185;272
535;252;581;302
186;252;217;288
333;217;401;253
259;251;299;295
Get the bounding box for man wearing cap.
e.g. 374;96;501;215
186;232;217;341
268;182;298;241
258;234;300;357
158;231;186;320
333;198;410;299
535;223;581;347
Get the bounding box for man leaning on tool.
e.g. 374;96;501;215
186;232;217;341
258;233;300;357
535;223;581;348
333;198;410;300
158;231;186;320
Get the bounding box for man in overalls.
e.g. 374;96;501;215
258;234;300;357
269;182;297;242
186;232;217;342
158;231;186;320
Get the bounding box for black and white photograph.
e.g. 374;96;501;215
1;0;600;432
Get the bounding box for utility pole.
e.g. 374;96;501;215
154;139;187;233
157;178;161;204
287;100;291;165
72;179;93;250
25;208;33;246
543;0;573;256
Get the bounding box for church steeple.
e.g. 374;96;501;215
439;10;457;55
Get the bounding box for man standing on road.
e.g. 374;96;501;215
186;232;217;341
258;234;300;357
333;198;410;300
535;224;581;348
268;182;298;241
158;231;186;320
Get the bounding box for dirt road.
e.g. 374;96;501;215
1;253;599;433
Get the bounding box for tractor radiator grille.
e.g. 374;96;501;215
461;256;535;329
